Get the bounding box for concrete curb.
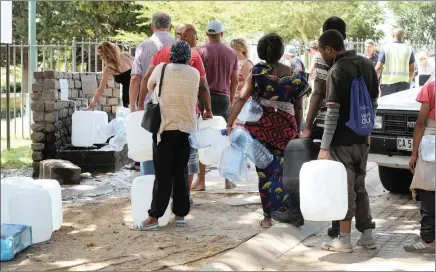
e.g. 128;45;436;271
200;220;329;271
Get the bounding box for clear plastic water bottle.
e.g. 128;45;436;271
189;128;226;149
420;135;435;162
106;117;125;139
246;139;274;169
237;100;263;122
229;126;253;152
219;146;248;183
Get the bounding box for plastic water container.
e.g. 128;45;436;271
246;139;273;169
229;126;253;152
1;178;39;224
199;135;231;166
237;100;263;122
29;179;62;231
1;224;32;261
72;111;96;147
8;187;53;244
93;111;109;144
107;117;125;139
198;116;227;130
219;146;248;183
300;160;348;221
283;138;319;193
125;111;153;161
116;107;130;118
189;128;226;149
131;176;172;227
421;135;435;162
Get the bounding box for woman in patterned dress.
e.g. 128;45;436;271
226;33;310;228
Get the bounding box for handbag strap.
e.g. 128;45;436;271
158;63;168;98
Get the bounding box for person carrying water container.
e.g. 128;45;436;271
135;41;200;230
316;29;379;253
226;33;310;228
404;79;435;253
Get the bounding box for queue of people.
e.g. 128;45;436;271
88;11;435;254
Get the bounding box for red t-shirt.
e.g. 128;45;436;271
151;45;205;114
416;80;435;120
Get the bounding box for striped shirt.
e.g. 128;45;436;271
131;31;175;78
313;52;331;120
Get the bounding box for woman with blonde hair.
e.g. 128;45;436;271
230;38;253;102
89;41;134;109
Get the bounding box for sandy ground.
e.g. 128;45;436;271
1;188;265;271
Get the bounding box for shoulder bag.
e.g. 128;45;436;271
141;63;167;133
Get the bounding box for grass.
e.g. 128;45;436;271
1;138;32;169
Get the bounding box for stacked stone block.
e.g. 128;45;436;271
30;71;123;177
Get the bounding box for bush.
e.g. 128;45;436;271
1;82;22;94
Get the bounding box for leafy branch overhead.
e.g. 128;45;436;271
10;1;436;45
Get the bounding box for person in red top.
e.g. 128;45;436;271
137;23;213;200
405;79;435;253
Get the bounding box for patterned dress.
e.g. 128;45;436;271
244;62;309;217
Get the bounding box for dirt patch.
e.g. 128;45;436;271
1;194;264;271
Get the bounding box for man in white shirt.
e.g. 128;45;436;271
129;10;175;175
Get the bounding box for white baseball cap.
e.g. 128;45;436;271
206;20;224;34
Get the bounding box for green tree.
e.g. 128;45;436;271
388;1;436;44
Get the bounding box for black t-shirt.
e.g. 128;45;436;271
326;50;379;146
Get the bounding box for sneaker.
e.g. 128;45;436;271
321;237;353;253
271;210;304;227
357;230;377;250
404;237;435;253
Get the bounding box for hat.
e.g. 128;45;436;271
284;45;298;56
306;40;318;50
206;20;224;34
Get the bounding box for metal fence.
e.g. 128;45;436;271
0;38;433;141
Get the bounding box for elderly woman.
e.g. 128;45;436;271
136;41;200;230
226;33;310;228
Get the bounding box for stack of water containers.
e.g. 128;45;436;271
125;110;172;226
189;100;273;182
1;177;63;260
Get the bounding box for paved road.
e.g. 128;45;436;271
201;162;435;271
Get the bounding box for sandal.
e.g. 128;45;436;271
191;187;206;191
175;216;186;227
225;181;237;189
134;221;160;231
260;217;272;228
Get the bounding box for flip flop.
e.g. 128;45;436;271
175;216;186;227
259;218;272;228
134;221;160;231
225;182;237;189
191;187;206;191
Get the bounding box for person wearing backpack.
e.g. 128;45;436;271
317;29;379;253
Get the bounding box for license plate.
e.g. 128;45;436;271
397;137;413;151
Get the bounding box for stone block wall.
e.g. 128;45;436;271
30;71;122;176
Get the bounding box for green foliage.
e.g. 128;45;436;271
0;139;32;169
387;1;436;44
12;1;147;42
121;1;384;45
1;82;22;94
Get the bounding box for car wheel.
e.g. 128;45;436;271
378;166;413;193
